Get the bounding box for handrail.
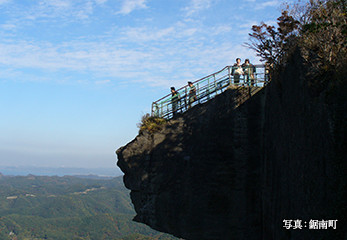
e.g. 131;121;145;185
152;65;269;119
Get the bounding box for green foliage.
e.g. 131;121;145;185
137;113;167;134
0;175;178;240
246;0;347;85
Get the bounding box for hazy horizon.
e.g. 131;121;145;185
0;165;123;177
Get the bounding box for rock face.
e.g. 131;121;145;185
116;53;346;240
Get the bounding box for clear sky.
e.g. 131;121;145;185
0;0;286;174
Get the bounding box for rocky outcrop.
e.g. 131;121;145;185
116;52;346;240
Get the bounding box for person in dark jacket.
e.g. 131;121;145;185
187;82;196;109
242;59;256;86
171;87;180;116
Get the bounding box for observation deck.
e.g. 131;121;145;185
152;65;269;119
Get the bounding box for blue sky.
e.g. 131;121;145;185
0;0;286;174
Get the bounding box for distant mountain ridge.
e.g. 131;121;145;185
0;166;123;177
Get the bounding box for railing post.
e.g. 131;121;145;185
228;66;231;85
185;87;187;110
214;74;217;95
167;102;169;118
151;103;154;116
197;82;200;104
208;77;210;100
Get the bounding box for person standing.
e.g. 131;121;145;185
170;87;180;116
188;81;196;109
232;58;244;86
242;59;256;86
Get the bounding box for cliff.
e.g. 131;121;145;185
116;52;346;240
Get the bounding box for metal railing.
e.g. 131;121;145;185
151;65;269;119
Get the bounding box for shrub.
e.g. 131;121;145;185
137;113;167;134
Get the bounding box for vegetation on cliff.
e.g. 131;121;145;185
247;0;346;89
137;113;167;134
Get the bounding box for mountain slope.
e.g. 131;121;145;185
0;175;180;240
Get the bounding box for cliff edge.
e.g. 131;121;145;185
116;52;346;240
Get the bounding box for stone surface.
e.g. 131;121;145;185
116;53;346;240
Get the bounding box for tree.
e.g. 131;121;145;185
246;0;347;80
245;10;300;66
300;0;347;75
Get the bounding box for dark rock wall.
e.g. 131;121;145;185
116;53;346;240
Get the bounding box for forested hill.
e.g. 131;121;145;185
0;174;180;240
